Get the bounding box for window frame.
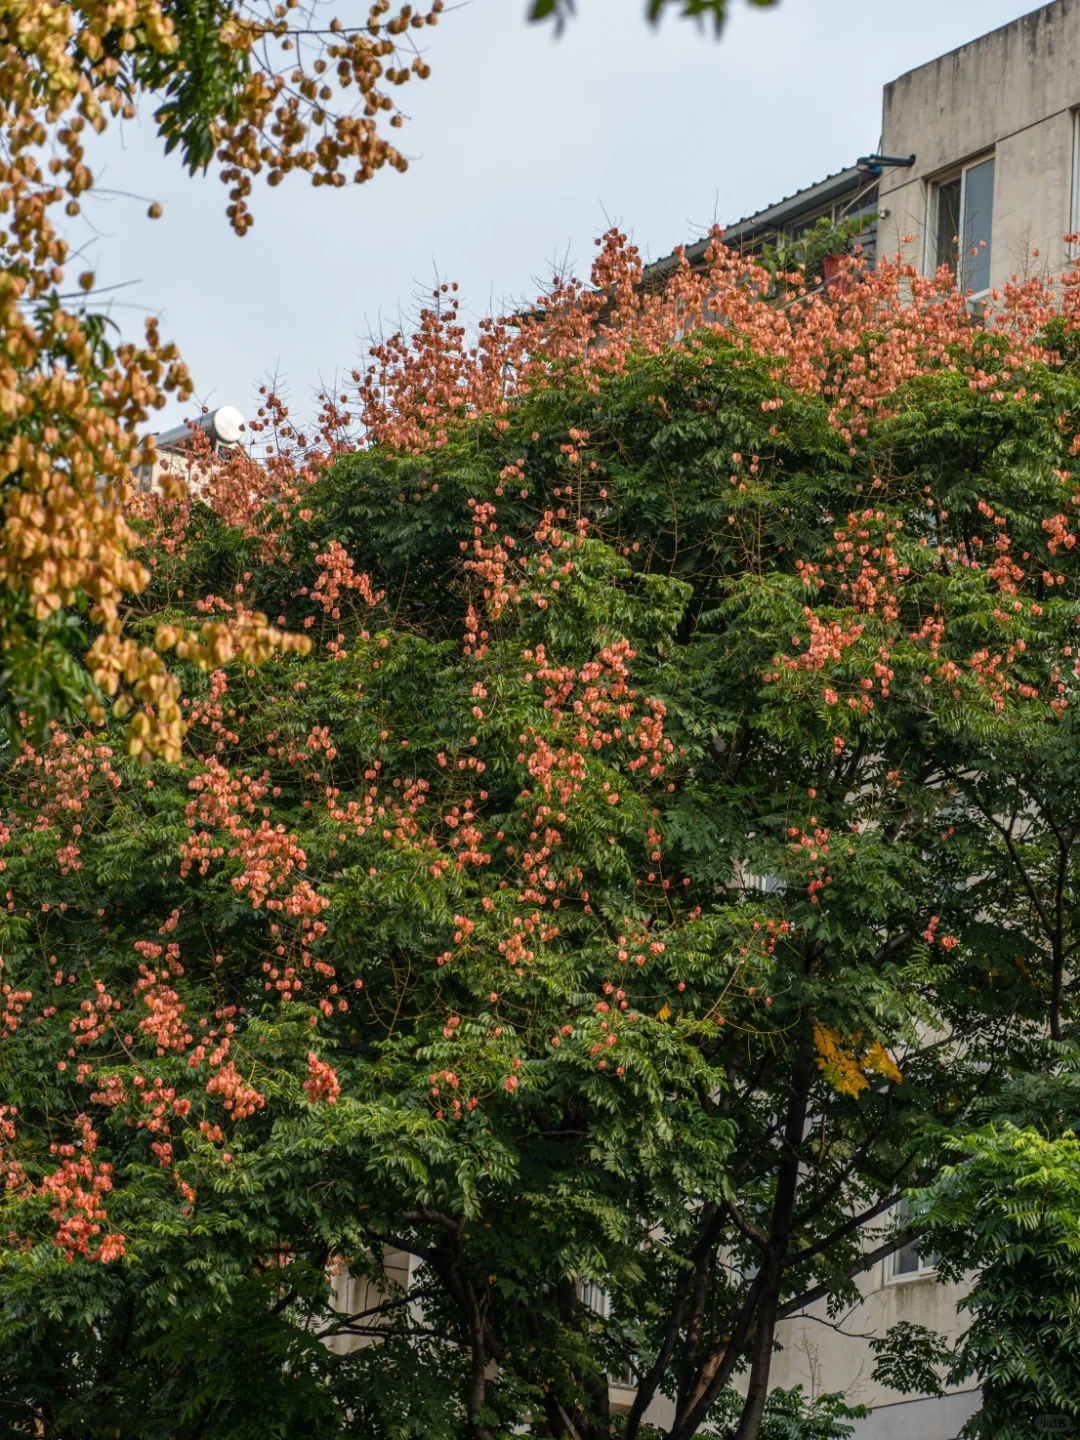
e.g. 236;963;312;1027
1070;109;1080;248
925;152;995;298
885;1199;938;1284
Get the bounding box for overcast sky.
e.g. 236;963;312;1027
82;0;1044;430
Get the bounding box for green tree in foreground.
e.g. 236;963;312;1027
919;1126;1080;1436
2;238;1080;1437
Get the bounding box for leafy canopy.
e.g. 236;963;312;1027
4;234;1080;1439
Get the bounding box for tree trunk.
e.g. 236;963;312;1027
730;1034;816;1440
731;1279;780;1440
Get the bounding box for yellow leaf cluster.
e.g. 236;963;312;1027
85;616;312;764
0;0;433;755
812;1023;902;1098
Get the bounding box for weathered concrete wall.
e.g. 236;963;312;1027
877;0;1080;287
771;1261;973;1416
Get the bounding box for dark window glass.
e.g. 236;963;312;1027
892;1197;938;1277
961;157;994;294
934;176;962;275
894;1239;923;1275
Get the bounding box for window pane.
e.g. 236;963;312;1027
894;1240;922;1275
748;872;784;895
892;1197;927;1275
934;177;962;275
961;157;994;293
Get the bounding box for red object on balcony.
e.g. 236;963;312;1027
822;252;849;292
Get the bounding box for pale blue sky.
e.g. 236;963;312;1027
81;0;1046;429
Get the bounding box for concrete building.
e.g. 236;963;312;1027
652;0;1080;305
877;0;1080;295
768;1247;980;1440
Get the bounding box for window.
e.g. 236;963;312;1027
1071;110;1080;243
580;1282;634;1386
929;155;995;295
933;175;962;275
890;1233;936;1279
887;1198;937;1282
746;872;784;897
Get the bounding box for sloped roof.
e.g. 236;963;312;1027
644;163;873;284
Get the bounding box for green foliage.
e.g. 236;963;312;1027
753;214;878;298
4;332;1080;1436
0;601;93;747
709;1386;869;1439
628;1386;867;1440
144;0;255;173
868;1322;947;1398
919;1126;1080;1439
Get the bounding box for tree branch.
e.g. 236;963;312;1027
624;1204;722;1440
776;1224;925;1320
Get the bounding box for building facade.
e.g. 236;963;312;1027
877;0;1080;296
653;0;1080;304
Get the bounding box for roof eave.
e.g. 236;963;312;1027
643;164;874;285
